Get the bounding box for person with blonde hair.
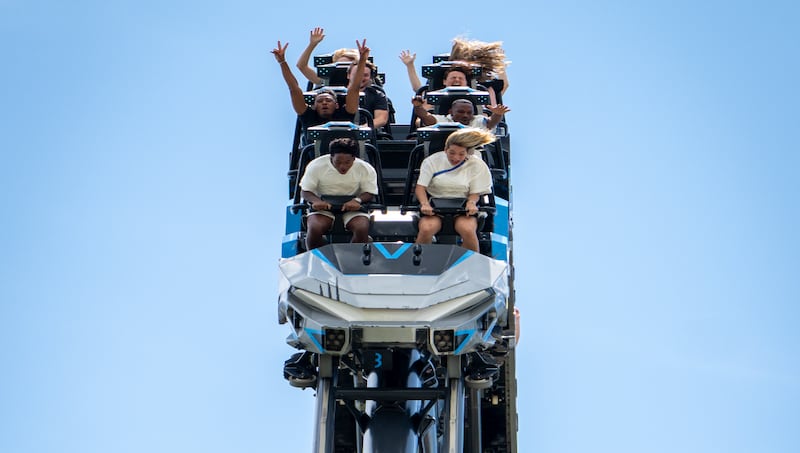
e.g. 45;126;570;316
449;36;510;99
414;128;496;252
398;51;476;93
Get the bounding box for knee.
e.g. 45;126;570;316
307;217;331;235
455;220;477;236
347;217;370;235
417;218;439;235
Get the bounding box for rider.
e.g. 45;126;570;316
272;38;371;136
412;97;510;132
414;128;496;252
299;137;378;250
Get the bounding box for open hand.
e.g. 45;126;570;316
487;104;511;116
399;50;416;66
309;27;325;45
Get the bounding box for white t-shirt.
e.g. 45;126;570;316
431;114;493;131
300;155;378;197
416;151;492;199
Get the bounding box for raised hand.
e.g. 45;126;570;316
356;39;370;61
399;50;416;66
487;104;511;116
271;41;289;63
309;27;325;45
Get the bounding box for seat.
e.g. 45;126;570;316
425;86;491;115
302;86;387;144
420;60;484;91
410;195;497;255
407;90;509;193
399;124;499;255
430;54;506;105
292;122;384;203
288;122;388;253
408;86;492;133
400;123;471;211
302;86;362;111
313;57;376;87
481;136;509;201
287;87;369;182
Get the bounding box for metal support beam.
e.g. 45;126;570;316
468;388;483;453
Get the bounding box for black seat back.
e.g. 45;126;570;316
291;123;386;213
425;87;491;115
420;60;483;91
400;123;465;213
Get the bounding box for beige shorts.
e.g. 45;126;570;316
308;210;369;228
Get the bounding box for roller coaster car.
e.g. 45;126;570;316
279;56;517;453
278;240;516;452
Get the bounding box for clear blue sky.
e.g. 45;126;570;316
1;1;798;452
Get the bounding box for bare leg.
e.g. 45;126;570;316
346;216;371;243
454;216;479;252
416;216;442;244
306;215;333;250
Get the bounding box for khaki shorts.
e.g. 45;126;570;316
308;210;369;228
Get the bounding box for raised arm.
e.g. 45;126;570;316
399;50;423;92
412;95;436;126
497;61;510;95
485;104;511;130
345;39;369;115
296;27;325;86
272;41;309;115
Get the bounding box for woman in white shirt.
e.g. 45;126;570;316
414;128;496;252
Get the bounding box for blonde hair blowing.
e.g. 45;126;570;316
445;128;496;155
449;37;506;78
332;48;358;62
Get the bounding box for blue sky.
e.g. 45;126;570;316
1;1;798;452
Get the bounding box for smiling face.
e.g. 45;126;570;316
443;69;468;87
444;144;468;166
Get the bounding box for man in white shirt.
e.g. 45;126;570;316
299;137;378;250
412;97;510;132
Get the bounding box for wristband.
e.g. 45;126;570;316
353;197;363;204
